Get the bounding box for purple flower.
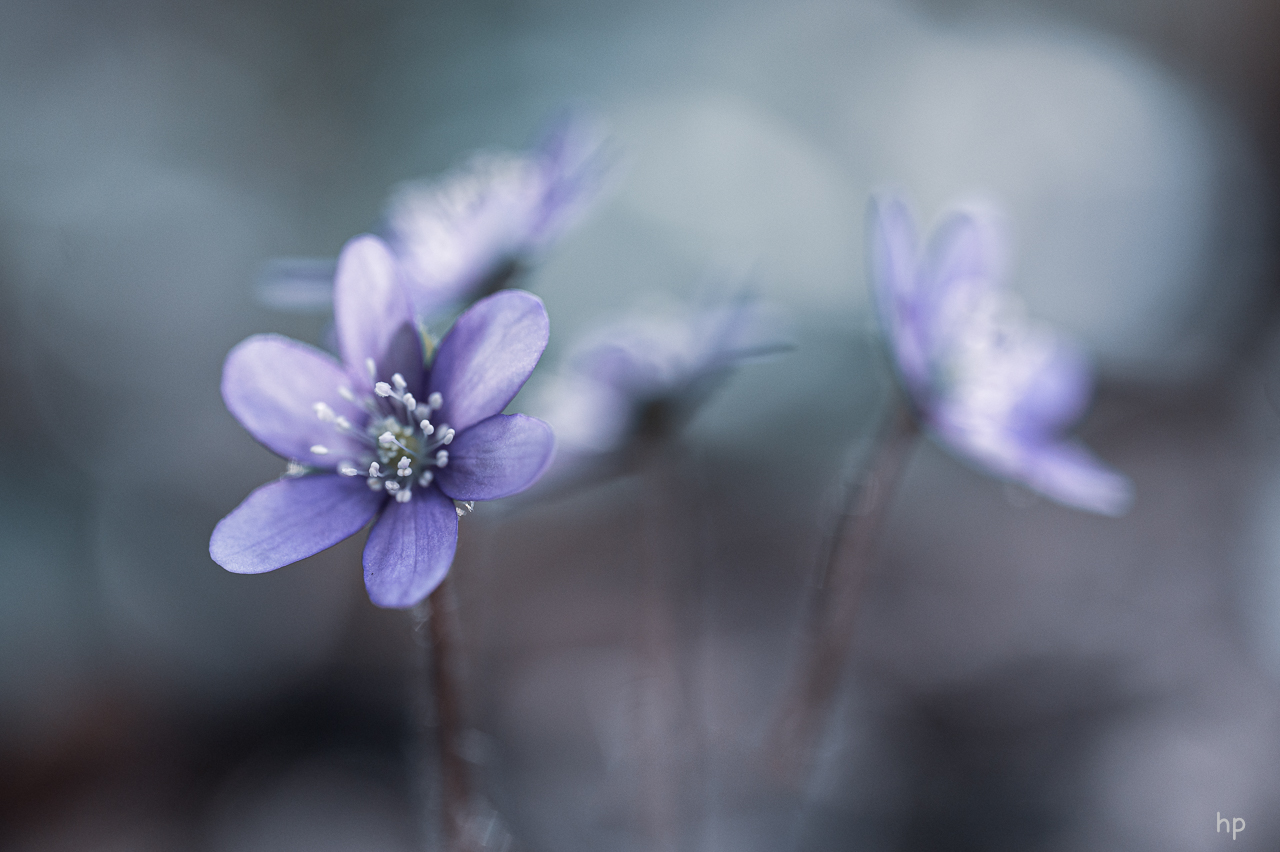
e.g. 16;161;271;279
869;193;1133;515
211;235;556;607
385;117;606;317
253;118;606;316
536;296;784;455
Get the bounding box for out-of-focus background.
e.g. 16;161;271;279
2;0;1280;850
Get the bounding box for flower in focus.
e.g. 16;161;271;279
869;193;1133;515
385;116;607;317
212;235;555;607
536;295;785;458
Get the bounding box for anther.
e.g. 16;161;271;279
397;458;412;476
435;450;449;467
428;392;443;409
442;428;455;445
366;358;377;379
418;470;434;487
395;488;412;503
375;382;393;397
334;416;351;430
367;478;383;491
338;386;357;403
314;402;335;421
392;373;407;392
402;393;416;412
338;462;359;476
368;462;381;477
385;480;401;494
379;432;397;446
310;445;329;455
420;420;434;435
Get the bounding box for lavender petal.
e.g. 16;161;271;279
362;486;458;608
210;475;383;574
221;334;367;465
436;413;555;500
333;234;424;392
1018;441;1135;517
429;289;550;432
869;194;929;393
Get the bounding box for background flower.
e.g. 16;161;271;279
212;235;555;608
870;193;1133;515
534;294;785;460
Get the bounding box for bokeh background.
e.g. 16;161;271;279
2;0;1280;849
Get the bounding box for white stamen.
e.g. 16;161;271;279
428;392;443;409
314;402;335;421
402;393;416;412
338;462;359;476
310;445;329;455
392;373;407;392
379;431;397;446
442;428;455;445
435;450;449;468
420;419;434;435
398;460;412;476
418;470;434;487
374;382;393;397
384;480;400;494
396;488;412;503
366;358;377;379
368;462;381;477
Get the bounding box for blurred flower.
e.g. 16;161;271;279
536;295;786;458
387;115;608;317
212;235;555;607
254;116;607;316
869;193;1133;515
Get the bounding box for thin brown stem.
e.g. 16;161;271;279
429;577;474;850
770;400;919;781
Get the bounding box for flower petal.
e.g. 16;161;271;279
1007;340;1093;441
333;234;424;392
919;204;1004;358
436;414;555;500
1018;441;1134;517
429;289;550;432
221;334;367;465
362;486;458;608
210;475;384;574
868;194;929;392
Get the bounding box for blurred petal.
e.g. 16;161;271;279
362;487;458;608
254;257;336;312
430;289;550;431
868;194;928;390
221;334;366;465
387;156;542;314
1008;341;1093;440
920;205;1003;357
333;234;424;392
529;114;609;245
210;475;383;574
436;414;555;500
1019;441;1135;517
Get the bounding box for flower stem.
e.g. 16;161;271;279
412;577;476;852
770;399;918;781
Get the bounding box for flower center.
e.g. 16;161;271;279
309;370;455;504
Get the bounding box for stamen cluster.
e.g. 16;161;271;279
310;367;456;505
